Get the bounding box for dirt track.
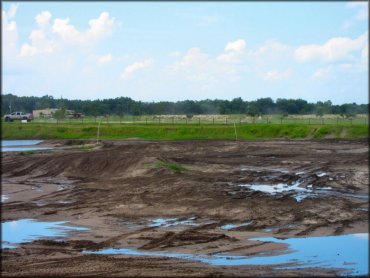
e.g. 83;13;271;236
1;139;369;277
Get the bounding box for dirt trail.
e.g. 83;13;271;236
1;139;368;276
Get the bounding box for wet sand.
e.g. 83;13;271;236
1;139;369;276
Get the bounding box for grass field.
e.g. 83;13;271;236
2;121;368;140
30;113;369;125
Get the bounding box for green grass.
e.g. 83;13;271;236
1;122;368;140
30;113;369;125
19;150;37;155
154;161;185;173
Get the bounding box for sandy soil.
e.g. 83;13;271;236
1;139;369;277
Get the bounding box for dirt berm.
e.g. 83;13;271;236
1;139;369;277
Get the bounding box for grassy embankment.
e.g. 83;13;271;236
2;122;368;140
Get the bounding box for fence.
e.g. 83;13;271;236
24;115;369;126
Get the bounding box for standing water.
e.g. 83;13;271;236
1;140;52;152
84;233;369;276
1;219;89;248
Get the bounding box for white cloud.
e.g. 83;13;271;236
171;48;218;83
295;32;368;62
19;11;116;57
169;51;181;57
264;69;292;81
312;67;331;79
7;4;18;19
86;12;115;41
256;40;289;55
121;59;152;80
361;45;368;59
174;47;209;69
225;39;246;52
346;2;368;8
171;45;243;84
353;233;369;240
52;18;81;43
2;4;19;56
217;39;246;63
35;11;52;26
98;54;112;64
343;2;368;29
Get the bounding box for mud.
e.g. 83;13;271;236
1;139;369;276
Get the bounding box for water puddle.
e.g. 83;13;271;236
240;181;314;201
1;195;10;202
2;140;43;147
240;182;367;202
221;221;253;230
1;219;89;249
1;140;52;152
148;217;197;227
83;233;368;275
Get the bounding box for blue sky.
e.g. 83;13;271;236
2;2;368;104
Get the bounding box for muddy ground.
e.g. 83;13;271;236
1;139;369;277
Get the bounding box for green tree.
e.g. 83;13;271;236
54;108;66;122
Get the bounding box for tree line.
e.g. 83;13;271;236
1;94;368;117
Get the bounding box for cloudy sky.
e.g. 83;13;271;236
2;2;368;104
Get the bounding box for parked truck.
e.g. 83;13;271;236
4;112;33;122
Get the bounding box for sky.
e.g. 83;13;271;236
2;1;369;104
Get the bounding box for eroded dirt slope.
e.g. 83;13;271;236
1;139;369;277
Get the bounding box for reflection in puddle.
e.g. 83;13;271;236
240;181;314;202
1;140;52;152
2;140;43;147
148;217;197;227
240;182;367;202
221;221;252;230
84;233;369;275
2;147;53;152
1;219;89;249
1;195;9;202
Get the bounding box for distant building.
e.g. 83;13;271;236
66;110;84;118
33;108;84;118
33;108;58;118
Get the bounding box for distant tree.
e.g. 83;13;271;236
246;104;259;117
316;108;324;118
53;108;66;122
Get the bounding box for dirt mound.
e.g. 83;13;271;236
2;144;154;179
140;230;231;250
2;139;369;277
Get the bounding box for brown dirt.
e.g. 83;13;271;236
1;139;369;277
